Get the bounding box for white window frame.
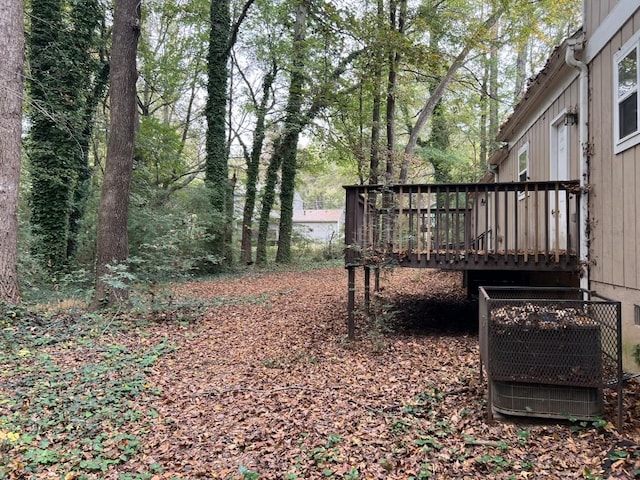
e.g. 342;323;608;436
614;30;640;154
517;142;529;200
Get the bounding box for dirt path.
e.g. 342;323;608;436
133;267;640;479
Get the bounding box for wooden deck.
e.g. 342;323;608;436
344;181;581;271
343;181;582;337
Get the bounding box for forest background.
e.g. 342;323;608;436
0;0;581;307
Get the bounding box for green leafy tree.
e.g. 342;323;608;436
274;1;307;263
205;0;231;263
27;0;106;271
237;59;278;264
205;0;255;265
135;0;210;206
253;0;362;264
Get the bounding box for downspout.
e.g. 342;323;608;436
565;34;589;292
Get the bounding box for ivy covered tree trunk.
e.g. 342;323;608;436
255;152;282;266
92;0;140;307
274;2;307;264
27;0;105;270
0;0;24;303
68;0;109;257
240;64;276;264
205;0;231;263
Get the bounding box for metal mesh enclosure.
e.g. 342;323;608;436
479;287;622;423
491;382;602;420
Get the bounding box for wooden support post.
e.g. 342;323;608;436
364;266;370;315
347;266;356;340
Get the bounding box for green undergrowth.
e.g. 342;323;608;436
0;304;175;479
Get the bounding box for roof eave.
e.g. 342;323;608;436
496;38;575;143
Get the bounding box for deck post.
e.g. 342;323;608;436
364;266;371;315
347;266;356;339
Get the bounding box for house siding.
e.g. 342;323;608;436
589;11;640;292
584;0;619;39
496;81;581;252
588;7;640;369
491;3;640;370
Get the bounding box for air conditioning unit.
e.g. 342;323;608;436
491;381;602;420
478;286;623;425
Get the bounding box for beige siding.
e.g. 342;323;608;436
637;143;640;288
497;82;581;251
501;84;580;181
588;8;640;370
584;0;619;38
589;36;610;283
589;11;640;293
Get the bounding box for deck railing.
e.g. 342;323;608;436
344;181;581;271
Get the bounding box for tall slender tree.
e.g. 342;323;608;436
92;0;141;307
0;0;24;303
368;0;385;186
385;0;406;184
239;60;277;264
400;7;504;182
205;0;231;262
275;1;307;263
205;0;255;265
27;0;105;270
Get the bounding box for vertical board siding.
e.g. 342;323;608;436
589;47;604;283
500;83;580;253
621;17;638;289
589;10;640;291
592;39;615;285
611;23;626;287
636;144;640;288
623;147;638;286
585;0;620;38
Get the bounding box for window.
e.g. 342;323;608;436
517;143;529;199
614;33;640;153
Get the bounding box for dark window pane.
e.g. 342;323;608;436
620;91;638;139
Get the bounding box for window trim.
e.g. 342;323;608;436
614;31;640;154
517;142;529;200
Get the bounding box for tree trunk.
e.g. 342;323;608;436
383;0;405;244
255;43;362;265
28;0;104;270
0;0;24;304
479;52;489;167
92;0;140;308
255;152;282;266
275;2;307;264
385;0;404;184
67;0;107;259
401;9;503;181
368;0;384;186
489;41;499;150
240;64;276;264
205;0;231;262
514;43;527;102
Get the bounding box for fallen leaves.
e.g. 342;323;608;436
137;267;640;478
3;266;640;478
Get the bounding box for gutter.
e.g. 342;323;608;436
565;34;589;291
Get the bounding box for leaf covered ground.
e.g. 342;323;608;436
2;266;640;479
